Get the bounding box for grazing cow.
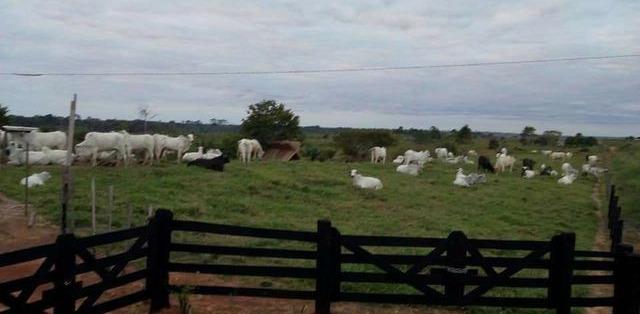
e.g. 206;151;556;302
187;155;230;172
477;155;495;173
15;131;67;150
75;132;128;167
156;134;194;163
153;134;169;160
237;139;264;166
587;155;598;166
370;146;387;164
522;158;536;170
122;131;155;165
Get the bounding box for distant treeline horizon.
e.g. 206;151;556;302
4;114;621;140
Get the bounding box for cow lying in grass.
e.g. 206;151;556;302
187;155;230;172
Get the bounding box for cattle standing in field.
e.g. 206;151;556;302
403;149;430;166
121;131;155;165
370;146;387;165
75;132;128;167
154;134;194;163
495;154;516;173
435;148;448;159
187;155;230;172
550;152;572;161
237;139;264;166
477;155;495;173
522;158;536;170
15;131;67;150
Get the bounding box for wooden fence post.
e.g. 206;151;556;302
53;233;77;314
91;177;96;235
613;245;640;314
548;232;575;314
444;231;467;304
107;185;113;232
147;209;173;312
315;220;333;314
331;227;341;301
611;220;624;252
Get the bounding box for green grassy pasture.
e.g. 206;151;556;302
0;147;602;313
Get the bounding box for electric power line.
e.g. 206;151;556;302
2;53;639;77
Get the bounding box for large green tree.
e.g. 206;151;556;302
240;100;302;146
0;104;9;126
456;125;472;143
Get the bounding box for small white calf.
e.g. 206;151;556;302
370;147;387;164
453;168;470;187
20;171;52;188
350;169;383;190
521;167;536;179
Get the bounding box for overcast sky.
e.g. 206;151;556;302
1;1;639;136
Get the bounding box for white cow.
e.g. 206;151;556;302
404;150;431;165
5;143;49;165
19;131;67;150
153;134;170;160
350;169;383;190
156;134;194;163
435;148;448;159
203;148;222;159
182;146;204;162
237;138;264;166
370;146;387;164
392;155;405;164
396;164;421;176
550;152;572;161
41;146;72;166
75;132;128;167
495;154;516;173
122;131;155;165
587;155;598;166
541;150;552;156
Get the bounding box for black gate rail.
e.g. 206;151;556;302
1;209;639;314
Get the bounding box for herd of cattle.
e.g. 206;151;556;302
350;146;607;190
0;130;269;172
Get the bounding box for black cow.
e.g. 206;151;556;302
540;165;554;176
522;158;536;170
477;155;495;173
187;155;230;172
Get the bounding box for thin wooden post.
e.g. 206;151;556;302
107;185;113;232
147;209;173;312
53;233;77;314
611;220;624;252
613;245;640;314
127;203;133;228
24;142;29;218
331;227;341;301
444;231;467;304
315;220;333;314
548;233;576;314
91;177;96;235
61;94;76;234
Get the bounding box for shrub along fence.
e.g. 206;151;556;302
1;209;639;314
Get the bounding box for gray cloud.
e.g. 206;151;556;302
1;1;639;136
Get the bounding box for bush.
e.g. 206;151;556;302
302;146;320;161
488;138;500;150
317;149;336;162
220;133;244;158
240;100;302;147
333;130;396;159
